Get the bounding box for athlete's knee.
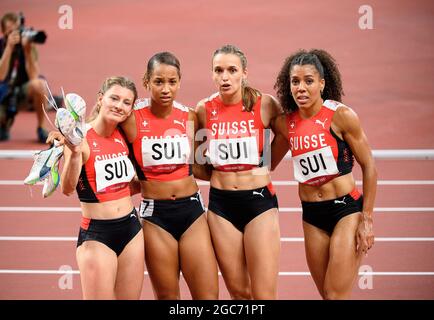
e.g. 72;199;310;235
252;286;277;300
323;286;350;300
192;289;219;300
227;285;252;300
155;291;180;300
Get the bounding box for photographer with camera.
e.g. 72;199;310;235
0;12;48;142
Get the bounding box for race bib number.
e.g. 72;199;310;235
292;146;338;183
139;199;154;218
207;136;259;167
141;136;191;166
94;155;135;192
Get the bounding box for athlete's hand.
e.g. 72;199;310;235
46;130;81;153
356;212;374;256
46;130;64;145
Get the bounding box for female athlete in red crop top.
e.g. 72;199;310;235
121;52;218;300
47;77;144;300
195;45;282;299
272;49;377;299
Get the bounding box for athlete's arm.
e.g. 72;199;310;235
270;114;290;171
192;100;212;181
260;94;283;128
129;175;141;196
120;111;137;143
61;139;89;196
334;105;377;254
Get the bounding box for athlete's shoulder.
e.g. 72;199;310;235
134;98;151;111
203;92;219;105
330;101;361;132
196;92;219;112
173;100;191;113
323;99;347;111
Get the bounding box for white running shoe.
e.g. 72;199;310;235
24;143;64;185
42;156;61;198
66;93;88;139
65;93;86;122
55;108;84;145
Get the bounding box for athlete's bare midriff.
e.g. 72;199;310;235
80;196;134;219
298;173;356;202
140;175;198;200
210;166;271;190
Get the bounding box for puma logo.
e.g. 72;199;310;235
253;189;265;198
315;118;327;129
334;197;347;205
173;119;185;129
114;138;124;147
190;195;199;202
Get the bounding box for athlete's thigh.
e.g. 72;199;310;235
207;210;250;291
143;221;180;299
115;230;145;299
244;208;280;299
76;240;118;299
302;221;331;297
179;214;219;299
325;212;363;296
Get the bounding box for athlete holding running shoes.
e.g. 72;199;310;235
44;76;144;299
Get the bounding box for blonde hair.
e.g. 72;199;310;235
87;76;138;121
213;44;261;112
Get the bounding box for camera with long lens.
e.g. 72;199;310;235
20;27;47;44
18;12;47;44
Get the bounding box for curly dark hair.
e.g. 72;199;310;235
274;49;344;113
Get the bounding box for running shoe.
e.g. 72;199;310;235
65;93;86;122
42;156;61;198
55;108;83;146
24;143;64;185
66;93;88;139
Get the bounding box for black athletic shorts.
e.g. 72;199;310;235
77;208;142;256
302;188;364;234
138;191;205;241
208;182;279;232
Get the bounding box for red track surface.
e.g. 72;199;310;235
0;0;433;299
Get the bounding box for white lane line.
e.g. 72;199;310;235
1;207;434;213
3;180;434;186
278;207;434;213
280;237;434;242
0;207;81;212
0;269;433;276
0;236;76;241
1;236;433;242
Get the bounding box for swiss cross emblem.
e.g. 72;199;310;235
141;118;150;131
210;102;218;120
